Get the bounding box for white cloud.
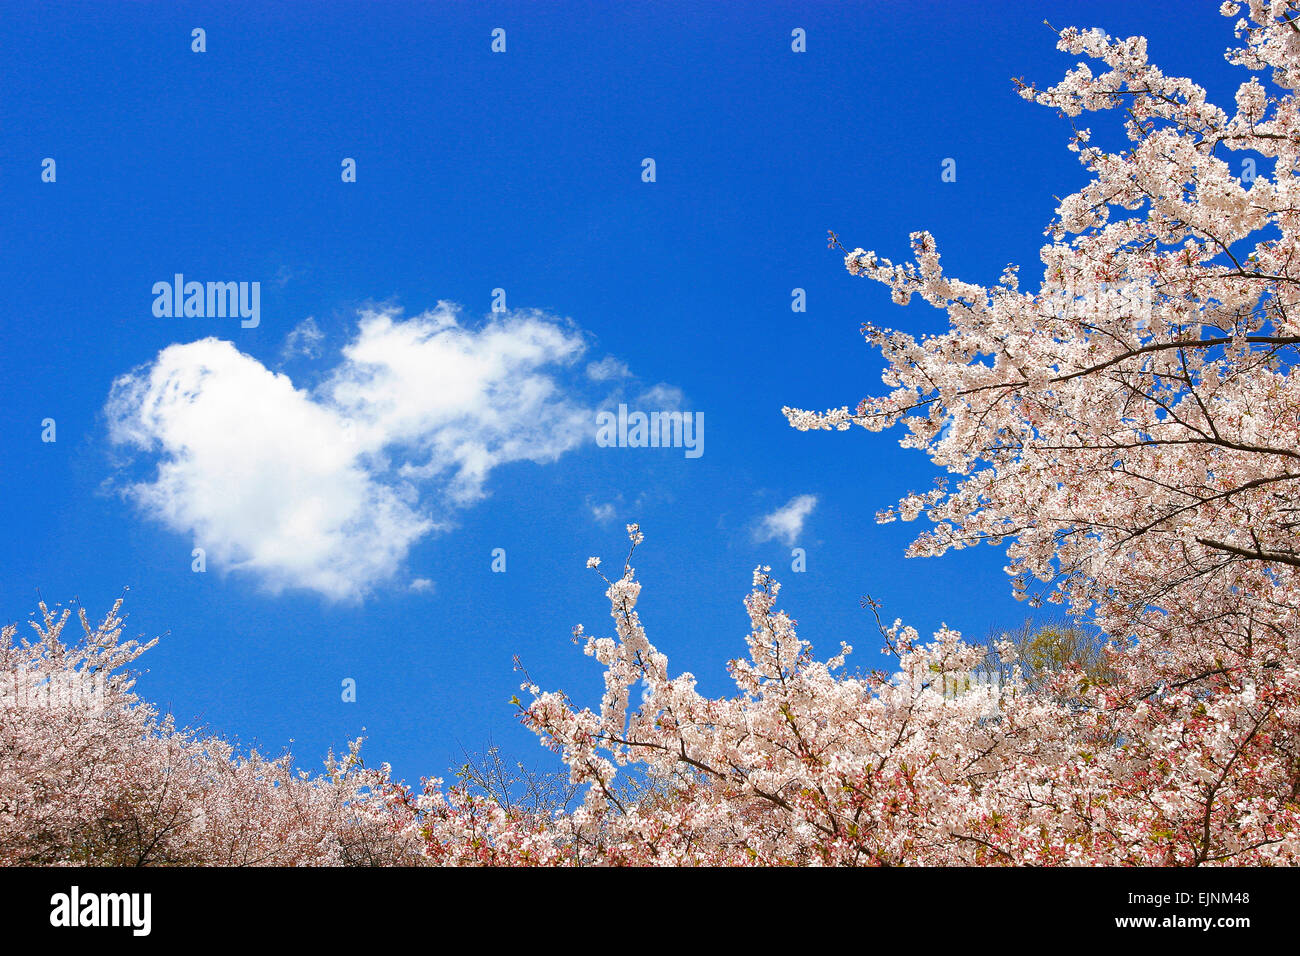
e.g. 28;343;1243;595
586;356;630;382
635;383;688;409
409;577;436;594
324;305;592;504
106;304;608;600
755;494;818;547
281;316;324;360
589;501;616;524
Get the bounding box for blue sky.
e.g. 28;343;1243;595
0;2;1247;784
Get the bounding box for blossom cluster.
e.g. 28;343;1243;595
0;600;421;866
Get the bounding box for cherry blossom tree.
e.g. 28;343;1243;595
789;3;1300;671
500;527;1300;865
491;3;1300;866
0;599;422;866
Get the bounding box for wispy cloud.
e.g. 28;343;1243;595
755;494;818;547
106;303;620;600
586;356;630;382
281;316;324;360
635;383;687;409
